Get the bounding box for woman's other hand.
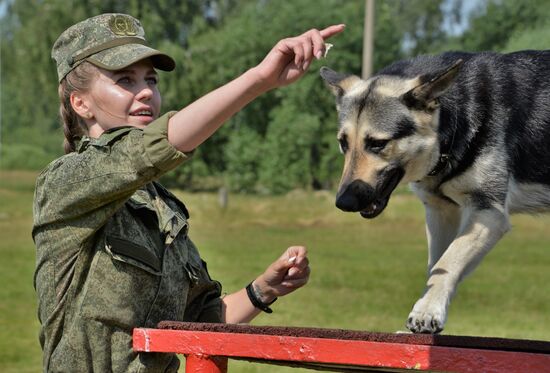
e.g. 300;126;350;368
253;245;311;303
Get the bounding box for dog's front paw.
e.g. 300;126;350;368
406;299;447;334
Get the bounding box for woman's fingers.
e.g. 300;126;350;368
293;42;305;69
257;24;345;89
292;255;309;271
285;246;307;262
297;25;344;66
310;30;326;60
301;35;313;68
281;274;310;288
285;264;310;280
319;24;346;39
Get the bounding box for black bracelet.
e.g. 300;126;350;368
246;282;277;313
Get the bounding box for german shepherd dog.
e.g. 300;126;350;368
320;50;550;334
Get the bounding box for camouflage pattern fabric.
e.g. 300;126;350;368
33;112;222;372
51;13;175;82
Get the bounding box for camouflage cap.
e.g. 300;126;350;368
52;13;175;82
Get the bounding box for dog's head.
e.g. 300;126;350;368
320;60;462;218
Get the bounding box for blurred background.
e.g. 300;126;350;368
2;0;550;191
1;0;550;372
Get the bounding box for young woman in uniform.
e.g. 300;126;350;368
33;13;344;372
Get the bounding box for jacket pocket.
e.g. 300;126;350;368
106;235;162;275
79;236;163;328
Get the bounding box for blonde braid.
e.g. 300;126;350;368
57;62;98;154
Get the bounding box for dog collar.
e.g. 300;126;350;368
429;110;458;176
428;153;451;176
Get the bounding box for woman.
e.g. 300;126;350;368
33;13;344;372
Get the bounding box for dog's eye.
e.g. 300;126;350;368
338;137;349;154
365;137;389;154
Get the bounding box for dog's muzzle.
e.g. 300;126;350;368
335;168;405;219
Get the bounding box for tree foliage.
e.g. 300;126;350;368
452;0;550;52
3;0;545;193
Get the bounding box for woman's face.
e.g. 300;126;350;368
83;59;161;135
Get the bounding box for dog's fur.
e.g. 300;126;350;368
320;50;550;333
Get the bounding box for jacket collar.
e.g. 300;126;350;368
76;126;136;153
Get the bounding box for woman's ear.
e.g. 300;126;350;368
70;92;93;119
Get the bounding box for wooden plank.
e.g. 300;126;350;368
133;328;550;372
157;321;550;354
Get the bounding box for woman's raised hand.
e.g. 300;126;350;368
253;24;345;90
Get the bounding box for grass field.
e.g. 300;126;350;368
1;170;549;372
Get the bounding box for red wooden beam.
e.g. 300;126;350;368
133;327;550;372
184;354;228;373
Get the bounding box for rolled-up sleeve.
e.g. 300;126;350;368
33;111;193;240
143;111;193;172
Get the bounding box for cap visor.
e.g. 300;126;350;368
87;43;175;72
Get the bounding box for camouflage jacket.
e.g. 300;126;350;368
33;112;222;372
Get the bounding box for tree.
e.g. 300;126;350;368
3;0;487;194
385;0;464;56
0;0;223;168
258;102;320;194
456;0;550;52
163;0;406;193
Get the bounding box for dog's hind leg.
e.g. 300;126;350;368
407;205;510;334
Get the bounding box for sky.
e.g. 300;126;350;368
0;1;9;18
442;0;483;36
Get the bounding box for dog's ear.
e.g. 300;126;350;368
402;59;463;110
320;67;361;99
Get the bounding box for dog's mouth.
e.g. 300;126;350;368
359;198;390;219
359;167;404;219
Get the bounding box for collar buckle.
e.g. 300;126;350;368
428;153;451;176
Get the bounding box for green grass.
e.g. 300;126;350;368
1;171;549;372
0;171;42;373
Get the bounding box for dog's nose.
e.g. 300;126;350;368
335;193;359;211
335;180;374;212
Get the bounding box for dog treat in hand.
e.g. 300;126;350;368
324;43;333;58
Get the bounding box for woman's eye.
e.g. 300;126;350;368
365;138;389;154
146;77;158;85
117;77;131;84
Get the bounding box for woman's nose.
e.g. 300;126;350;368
135;84;153;101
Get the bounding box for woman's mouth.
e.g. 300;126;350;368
130;110;153;117
129;109;155;124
